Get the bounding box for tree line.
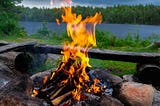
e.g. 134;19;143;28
19;4;160;25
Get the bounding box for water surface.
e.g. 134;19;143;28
20;21;160;39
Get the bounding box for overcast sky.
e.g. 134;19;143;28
21;0;160;8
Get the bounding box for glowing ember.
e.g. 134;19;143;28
32;89;39;97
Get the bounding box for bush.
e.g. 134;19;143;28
95;29;151;49
37;22;51;36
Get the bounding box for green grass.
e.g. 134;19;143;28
0;29;160;76
90;59;136;76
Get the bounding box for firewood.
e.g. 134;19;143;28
51;91;72;106
50;85;65;100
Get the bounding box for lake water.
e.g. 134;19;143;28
20;21;160;39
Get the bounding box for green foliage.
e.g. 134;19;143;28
37;22;51;36
95;29;151;49
0;0;26;36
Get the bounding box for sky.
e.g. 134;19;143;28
20;0;160;8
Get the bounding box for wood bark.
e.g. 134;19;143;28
31;44;160;64
0;42;36;54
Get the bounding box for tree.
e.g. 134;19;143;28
0;0;26;36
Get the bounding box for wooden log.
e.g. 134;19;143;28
29;44;160;64
88;49;160;64
0;42;36;54
136;64;160;86
50;85;65;100
15;52;33;73
0;41;9;46
51;91;72;106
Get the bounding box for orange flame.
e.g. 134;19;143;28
32;89;39;97
58;7;102;100
89;79;101;93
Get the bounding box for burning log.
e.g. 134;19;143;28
50;85;66;100
51;91;72;106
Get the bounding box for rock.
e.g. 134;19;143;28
30;69;53;88
73;94;124;106
152;90;160;106
115;82;154;106
91;69;123;86
122;74;139;82
0;62;43;106
0;92;43;106
99;95;124;106
0;52;18;71
0;62;14;89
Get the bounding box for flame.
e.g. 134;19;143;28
57;7;102;100
32;89;39;97
89;79;101;93
56;18;60;25
43;76;48;84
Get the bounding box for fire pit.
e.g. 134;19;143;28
1;0;160;106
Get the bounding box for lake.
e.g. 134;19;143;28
20;21;160;39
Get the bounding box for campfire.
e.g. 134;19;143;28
31;4;105;105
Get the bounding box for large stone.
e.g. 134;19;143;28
30;69;53;88
73;94;124;106
0;62;44;106
99;95;124;106
0;52;18;70
152;90;160;106
91;69;123;86
0;92;43;106
115;82;154;106
122;74;139;82
0;62;14;89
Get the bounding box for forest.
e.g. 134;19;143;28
19;4;160;25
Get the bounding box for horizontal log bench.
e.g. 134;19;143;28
0;41;160;64
0;41;160;85
28;44;160;65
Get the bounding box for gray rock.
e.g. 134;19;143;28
122;74;139;82
0;62;43;106
91;69;123;86
99;95;124;106
152;90;160;106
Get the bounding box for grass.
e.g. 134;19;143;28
90;59;136;76
0;29;160;76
